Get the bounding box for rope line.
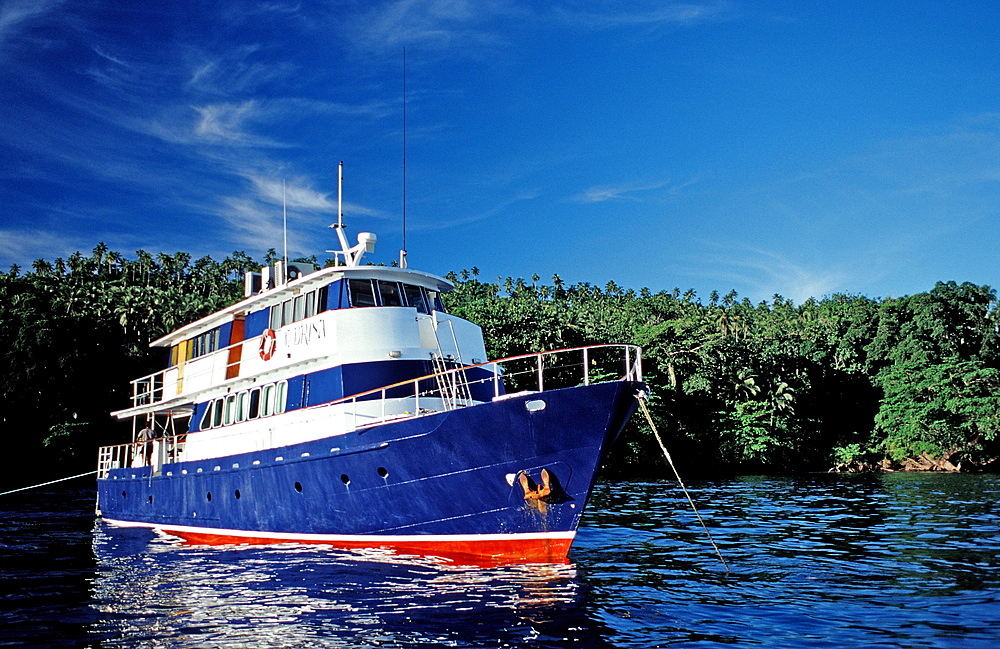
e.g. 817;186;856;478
636;393;730;573
0;470;98;497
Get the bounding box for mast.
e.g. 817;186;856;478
327;161;376;267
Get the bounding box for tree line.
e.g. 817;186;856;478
442;268;1000;477
1;245;998;489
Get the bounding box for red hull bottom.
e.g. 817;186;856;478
103;519;575;565
166;530;573;565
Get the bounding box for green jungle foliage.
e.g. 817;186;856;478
2;246;999;489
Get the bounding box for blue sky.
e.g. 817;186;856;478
2;0;998;304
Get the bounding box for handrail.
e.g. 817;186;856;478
128;337;248;408
327;343;642;412
99;344;642;478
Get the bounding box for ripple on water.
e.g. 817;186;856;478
2;474;999;648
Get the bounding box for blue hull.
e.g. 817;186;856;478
98;381;641;561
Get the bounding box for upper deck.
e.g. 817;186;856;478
112;263;486;420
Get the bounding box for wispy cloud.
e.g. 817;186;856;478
413;189;540;231
0;228;89;267
570;178;691;203
346;0;523;52
0;0;63;52
186;45;296;96
343;0;728;55
551;1;732;31
191;101;291;147
688;243;849;304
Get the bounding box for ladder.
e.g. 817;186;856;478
429;318;473;409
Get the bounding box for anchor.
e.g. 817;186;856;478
519;468;553;502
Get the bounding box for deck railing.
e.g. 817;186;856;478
331;343;642;429
99;344;642;478
127;339;246;410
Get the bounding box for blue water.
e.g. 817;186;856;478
2;473;998;647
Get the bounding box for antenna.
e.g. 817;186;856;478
282;179;288;270
400;47;408;269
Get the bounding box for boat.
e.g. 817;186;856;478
96;166;645;564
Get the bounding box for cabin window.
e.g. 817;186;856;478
307;289;321;317
377;281;403;307
275;381;288;413
237;391;250;422
261;385;275;417
200;401;214;430
199;379;287;430
249;388;261;419
189;327;222;359
212;398;224;428
268;287;326;329
223;395;237;425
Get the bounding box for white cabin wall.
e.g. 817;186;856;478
430;313;489;365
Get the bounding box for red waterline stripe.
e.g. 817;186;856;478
103;518;576;565
161;528;574;565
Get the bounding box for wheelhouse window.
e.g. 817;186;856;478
348;279;378;307
347;279;446;314
402;284;427;313
377;280;403;306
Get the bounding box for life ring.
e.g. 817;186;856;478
259;329;277;360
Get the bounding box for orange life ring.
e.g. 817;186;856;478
259;329;277;360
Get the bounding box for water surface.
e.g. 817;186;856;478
1;473;998;647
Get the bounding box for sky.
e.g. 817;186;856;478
1;0;999;305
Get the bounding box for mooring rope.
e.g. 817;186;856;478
0;470;98;497
636;392;731;573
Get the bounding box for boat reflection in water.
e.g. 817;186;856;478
90;521;616;648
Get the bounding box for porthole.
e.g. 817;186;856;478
340;474;350;485
294;481;303;493
377;467;389;478
234;489;241;500
206;492;213;502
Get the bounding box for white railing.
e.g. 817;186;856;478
128;339;245;409
333;344;643;429
99;344;642;478
97;434;187;479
